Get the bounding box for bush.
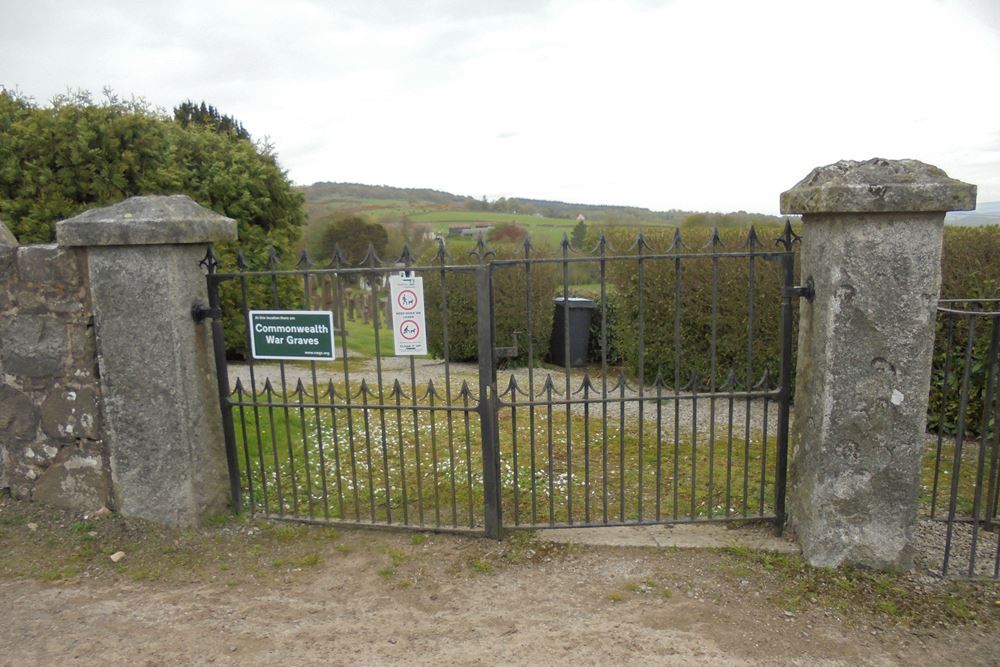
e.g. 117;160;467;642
421;242;559;363
604;226;794;389
927;226;1000;436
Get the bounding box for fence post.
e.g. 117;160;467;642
57;195;237;527
781;158;976;569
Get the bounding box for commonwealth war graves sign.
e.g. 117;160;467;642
248;310;335;360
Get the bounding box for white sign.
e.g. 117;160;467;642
389;273;428;355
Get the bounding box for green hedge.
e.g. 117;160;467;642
927;227;1000;436
596;224;1000;435
421;243;559;363
604;226;794;389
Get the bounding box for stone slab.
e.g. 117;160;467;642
537;524;799;554
780;158;976;214
57;195;237;247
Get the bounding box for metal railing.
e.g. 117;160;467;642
925;299;1000;578
202;223;802;537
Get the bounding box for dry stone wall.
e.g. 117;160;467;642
0;223;110;510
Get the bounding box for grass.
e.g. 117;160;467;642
340;314;399;358
232;381;783;530
720;544;987;626
920;433;993;518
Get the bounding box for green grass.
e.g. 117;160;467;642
920;434;989;518
232;382;782;530
341;314;398;358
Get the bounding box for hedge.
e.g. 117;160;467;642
420;243;559;363
604;226;794;389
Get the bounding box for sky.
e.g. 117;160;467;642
2;0;999;214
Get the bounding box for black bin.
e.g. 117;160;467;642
550;297;597;367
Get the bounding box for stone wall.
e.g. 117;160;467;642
0;222;110;510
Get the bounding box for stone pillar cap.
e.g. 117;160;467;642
56;195;238;247
780;158;977;215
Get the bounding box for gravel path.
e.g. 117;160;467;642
228;359;781;436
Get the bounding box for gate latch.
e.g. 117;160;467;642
192;302;222;322
783;276;815;303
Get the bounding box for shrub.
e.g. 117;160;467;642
604;226;794;389
927;226;1000;435
421;241;559;363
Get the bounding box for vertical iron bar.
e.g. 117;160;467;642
672;239;682;521
561;237;573;524
774;250;795;529
726;374;735;518
584;378;591;524
429;384;441;526
636;238;646;522
302;269;331;520
655;375;663;521
264;380;285;516
360;383;376;522
708;234;720;519
968;312;1000;576
524;240;538;526
690;380;698;519
931;317;957;518
744;233;758;518
437;253;458;528
599;237;609;524
943;315;977;576
511;379;520;525
205;272;244;514
982;315;1000;531
295;383;314;518
476;265;502;538
619;373;626;522
760;387;770;517
333;262;359;521
235;383;254;515
547;379;555;525
393;382;409;525
326;381;344;520
462;384;475;528
367;271;390;524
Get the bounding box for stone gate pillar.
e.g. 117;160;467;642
57;195;237;527
781;158;976;569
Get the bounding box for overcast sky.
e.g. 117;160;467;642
3;0;999;214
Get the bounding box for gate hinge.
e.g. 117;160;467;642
192;302;222;322
784;276;815;303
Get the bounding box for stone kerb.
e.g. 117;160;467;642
57;195;238;528
782;158;976;570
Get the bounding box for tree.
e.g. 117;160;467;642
0;89;305;356
318;214;389;264
488;222;526;244
571;219;588;248
174;100;250;140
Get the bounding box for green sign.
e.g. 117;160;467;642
248;310;335;360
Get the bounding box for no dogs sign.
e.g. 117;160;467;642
389;273;428;355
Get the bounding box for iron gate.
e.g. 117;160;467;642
924;299;1000;579
202;224;801;538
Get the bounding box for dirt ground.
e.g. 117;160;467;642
1;498;997;666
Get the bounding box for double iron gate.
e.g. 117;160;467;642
202;226;801;538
